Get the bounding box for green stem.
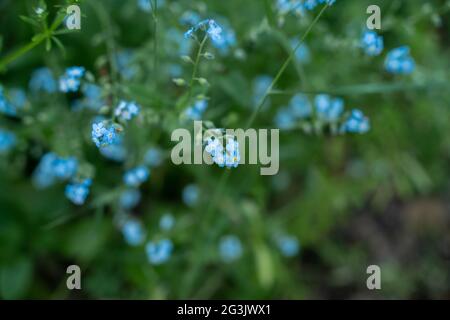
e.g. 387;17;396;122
152;0;158;76
187;35;208;101
245;4;329;129
0;12;65;70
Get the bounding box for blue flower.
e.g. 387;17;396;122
29;67;57;93
159;213;175;231
99;137;127;162
91;121;121;148
185;99;208;121
314;94;344;122
274;94;312;129
292;40;311;63
184;19;223;46
122;219;145;246
144;148;163;167
114;100;140;121
0;129;16;153
276;235;300;257
385;46;415;75
115;50;138;80
0;86;26;116
72;83;104;111
210;20;236;54
276;0;336;15
219;235;242;262
137;0;164;12
120;189;141;210
59;66;85;93
361;30;384;56
146;238;173;265
341;109;370;134
182;184;199;207
124;166;150;187
252;75;273;107
65;179;92;205
180;11;201;26
32;153;78;189
205;137;240;168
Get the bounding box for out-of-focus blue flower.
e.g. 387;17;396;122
253;75;273;107
65;179;92;205
276;0;336;15
341;109;370;134
144;148;163;167
0;86;26;116
185;99;208;120
91;121;121;148
114;100;140;121
385;46;415;75
315;94;344;122
276;234;300;257
29;67;57;93
180;11;201;26
72;83;104;111
146;238;173;265
59;66;85;93
32;153;78;188
159;213;175;231
122;219;145;246
0;129;16;153
124;166;150;187
137;0;165;12
275;94;312;129
120;189;141;210
361;30;384;56
115;50;138;80
219;235;242;262
182;184;199;207
292;40;311;63
211;20;236;55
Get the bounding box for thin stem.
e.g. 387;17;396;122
0;13;65;70
245;4;329;129
187;35;208;101
152;0;158;76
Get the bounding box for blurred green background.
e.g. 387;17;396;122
0;0;449;299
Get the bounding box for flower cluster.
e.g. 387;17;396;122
385;46;415;75
185;99;208;120
275;93;370;134
124;166;150;187
32;153;78;188
29;67;57;93
219;235;243;262
0;86;25;116
114;100;141;121
341;109;370;134
276;0;336;15
122;219;145;246
59;66;85;93
184;19;223;45
205;136;241;169
275;94;312;129
73;84;104;111
361;30;384;56
91;121;121;148
146;238;174;265
120;188;142;210
0;129;16;153
65;179;92;205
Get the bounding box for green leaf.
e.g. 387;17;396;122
254;244;275;289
